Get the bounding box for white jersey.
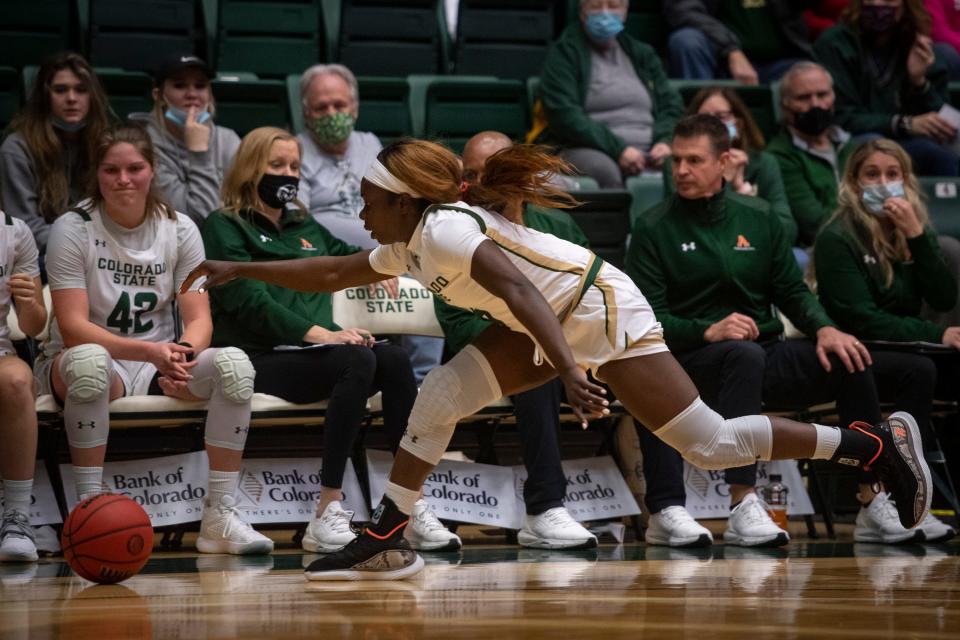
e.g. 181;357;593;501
369;202;667;374
42;202;188;358
0;212;41;356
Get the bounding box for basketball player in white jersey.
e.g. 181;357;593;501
36;126;272;555
0;212;46;562
184;139;932;578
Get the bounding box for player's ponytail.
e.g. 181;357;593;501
464;145;578;213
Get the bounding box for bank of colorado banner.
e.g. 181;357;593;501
683;459;814;519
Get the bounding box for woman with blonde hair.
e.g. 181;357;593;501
201;127;442;555
186;138;932;580
35;125;272;555
0;52;113;258
130;53;239;226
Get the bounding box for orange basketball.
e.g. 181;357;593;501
61;494;153;584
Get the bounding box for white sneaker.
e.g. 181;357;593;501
916;512;956;543
404;499;461;551
723;493;790;547
197;495;274;555
302;501;357;553
0;512;38;562
854;492;923;544
645;505;713;547
517;507;598;549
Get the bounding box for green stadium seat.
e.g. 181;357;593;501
0;68;23;136
356;76;413;145
951;82;960;108
453;0;554;79
285;73;305;133
217;1;322;79
671;80;779;141
625;175;666;227
87;0;197;72
211;75;290;137
95;68;154;121
567;189;632;269
338;1;446;76
920;177;960;240
567;175;600;191
412;76;528;154
2;1;76;71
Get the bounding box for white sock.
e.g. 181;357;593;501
207;470;239;507
74;466;104;501
812;424;842;460
384;481;420;516
2;479;33;515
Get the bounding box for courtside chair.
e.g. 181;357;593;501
453;0;554;79
216;0;323;78
3;0;76;71
86;0;197;72
338;0;446;76
671;79;779;141
567;190;632;270
625;175;665;228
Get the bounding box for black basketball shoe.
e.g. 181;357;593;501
845;412;932;530
304;503;424;581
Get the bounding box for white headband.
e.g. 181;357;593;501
363;158;423;199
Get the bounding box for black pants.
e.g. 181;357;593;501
251;343;417;489
638;339;884;514
512;379;567;515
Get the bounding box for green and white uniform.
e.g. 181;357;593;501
0;212;41;356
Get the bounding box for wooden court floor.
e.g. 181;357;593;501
1;541;958;639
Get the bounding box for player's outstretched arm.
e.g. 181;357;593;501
179;251;390;294
470;240;608;427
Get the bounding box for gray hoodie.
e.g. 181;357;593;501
0;131;85;255
129;112;240;228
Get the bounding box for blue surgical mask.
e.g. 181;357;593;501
164;105;211;127
584;12;624;42
861;181;905;215
52;118;86;133
726;121;738;141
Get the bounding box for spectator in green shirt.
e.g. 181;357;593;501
627;114;941;546
202;127;461;555
813;138;957;541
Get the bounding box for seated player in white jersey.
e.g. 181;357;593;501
35;125;272;555
0;212;47;563
184;139;932;580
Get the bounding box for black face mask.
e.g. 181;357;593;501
792;106;834;136
257;174;299;209
860;5;899;35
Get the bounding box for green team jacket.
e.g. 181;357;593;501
813;24;948;135
766;127;854;248
627;190;834;351
201;208;360;353
434;205;590;354
536;23;684;160
813;216;956;343
662;149;796;244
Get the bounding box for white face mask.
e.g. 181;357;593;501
860;181;905;215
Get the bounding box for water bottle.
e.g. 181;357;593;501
761;474;789;530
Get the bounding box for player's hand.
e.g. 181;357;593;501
618;146;646;175
942;327;960;350
157;376;202;400
368;277;399;299
183;106;211;152
181;260;238;294
146;342;197;381
704;313;760;342
8;273;41;308
728;50;759;85
558;366;609;429
815;327;871;373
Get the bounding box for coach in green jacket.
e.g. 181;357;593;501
536;0;683;188
624;114;882;548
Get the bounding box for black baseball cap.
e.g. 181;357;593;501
153;53;214;85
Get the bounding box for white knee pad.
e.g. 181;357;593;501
654;397;773;470
59;344;112;402
401;345;502;465
212;347;255;403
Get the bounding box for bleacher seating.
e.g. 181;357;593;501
95;68;154;121
87;0;197;72
453;0;554;80
0;68;22;135
2;0;76;71
920;177;960;241
625;175;665;227
212;74;290;136
338;0;446;77
568;189;633;270
355;76;414;144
